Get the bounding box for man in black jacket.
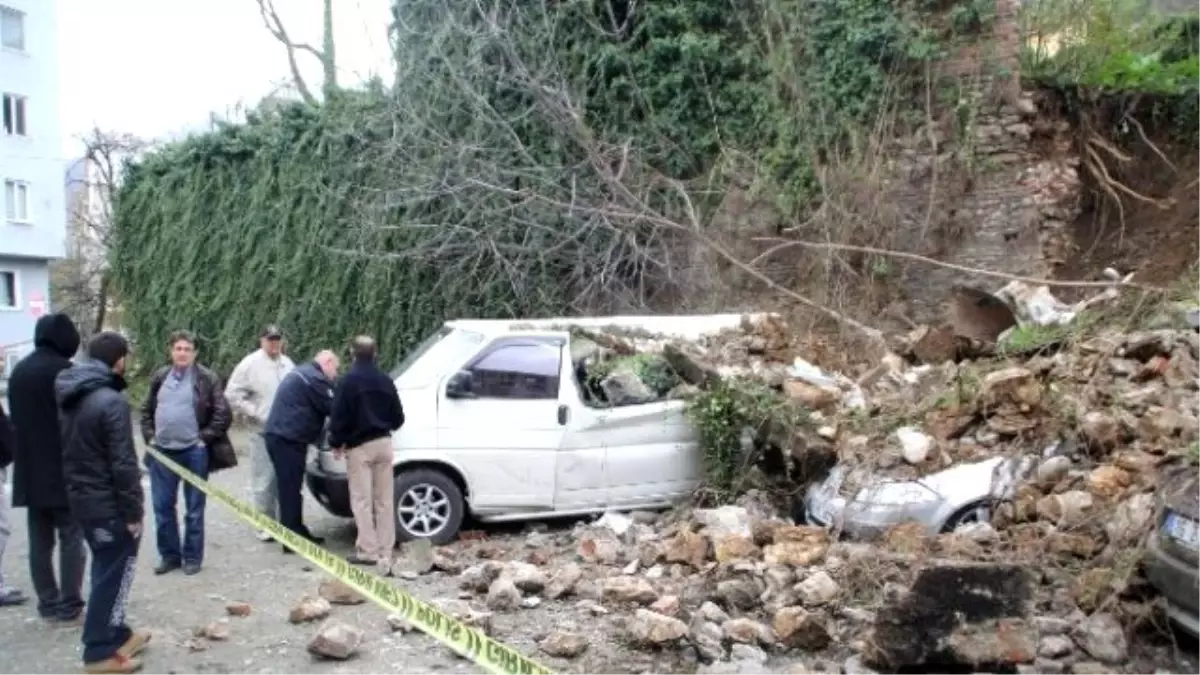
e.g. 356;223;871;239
328;336;404;569
57;332;149;674
264;349;338;550
6;312;86;621
0;402;26;607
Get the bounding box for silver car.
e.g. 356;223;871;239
803;455;1025;539
1143;467;1199;637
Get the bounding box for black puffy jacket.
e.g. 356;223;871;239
56;359;144;524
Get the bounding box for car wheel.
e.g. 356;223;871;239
393;468;465;545
941;500;993;532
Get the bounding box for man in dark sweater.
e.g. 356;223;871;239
328;336;404;569
6;313;86;621
263;350;339;550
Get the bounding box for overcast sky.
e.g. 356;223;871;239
57;0;393;159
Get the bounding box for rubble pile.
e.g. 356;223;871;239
419;494;1159;674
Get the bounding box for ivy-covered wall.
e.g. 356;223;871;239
110;91;587;374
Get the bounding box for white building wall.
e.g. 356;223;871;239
0;0;61;363
0;0;64;260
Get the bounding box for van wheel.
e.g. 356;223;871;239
393;469;465;545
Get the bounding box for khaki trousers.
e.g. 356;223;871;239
346;437;395;561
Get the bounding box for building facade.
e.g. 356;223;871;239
0;0;62;375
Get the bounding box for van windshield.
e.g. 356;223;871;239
390;325;453;379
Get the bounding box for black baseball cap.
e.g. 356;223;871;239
261;324;284;340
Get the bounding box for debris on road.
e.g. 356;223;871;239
225;600;252;617
288;595;333;624
307;620;364;660
318;579;366;605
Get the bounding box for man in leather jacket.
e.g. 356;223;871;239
139;330;232;576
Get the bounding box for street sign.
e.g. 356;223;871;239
28;291;45;318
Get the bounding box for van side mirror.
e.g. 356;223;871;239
445;371;475;399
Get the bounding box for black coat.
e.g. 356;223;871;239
56;359;144;524
264;361;334;446
6;313;80;508
328;358;404;450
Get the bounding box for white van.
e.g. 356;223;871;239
304;314;755;544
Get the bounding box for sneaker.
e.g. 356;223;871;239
256;530;274;543
117;630;152;658
0;588;28;607
182;562;201;576
347;554;377;566
153;561;181;575
83;654;142;674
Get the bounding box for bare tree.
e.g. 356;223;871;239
54;129;149;336
358;0;888;340
254;0;338;104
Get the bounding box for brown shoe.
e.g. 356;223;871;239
83;654;142;674
117;630;151;658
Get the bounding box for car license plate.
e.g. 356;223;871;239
1163;511;1200;551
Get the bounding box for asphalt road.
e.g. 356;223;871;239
0;430;615;675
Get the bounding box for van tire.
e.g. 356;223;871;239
393;468;465;545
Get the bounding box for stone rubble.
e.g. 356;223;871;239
307;620;364;660
413;294;1195;673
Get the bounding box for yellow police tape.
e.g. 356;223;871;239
144;445;553;675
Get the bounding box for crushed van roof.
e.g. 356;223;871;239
444;313;772;341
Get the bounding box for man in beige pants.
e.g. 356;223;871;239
328;337;404;573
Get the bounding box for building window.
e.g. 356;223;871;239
2;93;26;136
0;6;23;52
0;271;16;309
4;179;29;222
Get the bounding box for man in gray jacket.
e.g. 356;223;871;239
225;325;294;541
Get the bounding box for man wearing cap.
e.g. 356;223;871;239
225;325;295;542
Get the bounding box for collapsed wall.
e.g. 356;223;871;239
885;0;1084;323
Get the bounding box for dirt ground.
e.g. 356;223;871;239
0;429;647;675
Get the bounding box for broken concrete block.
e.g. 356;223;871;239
866;563;1034;670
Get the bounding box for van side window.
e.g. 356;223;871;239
469;343;561;400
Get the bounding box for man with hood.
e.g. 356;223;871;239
57;331;148;674
6;312;86;622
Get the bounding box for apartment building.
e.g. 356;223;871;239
0;0;63;374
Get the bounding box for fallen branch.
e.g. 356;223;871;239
749;238;1170;293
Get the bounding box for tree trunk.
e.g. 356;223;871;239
321;0;338;97
93;272;110;335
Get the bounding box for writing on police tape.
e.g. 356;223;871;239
145;446;553;675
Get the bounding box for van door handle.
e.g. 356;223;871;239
557;404;569;426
